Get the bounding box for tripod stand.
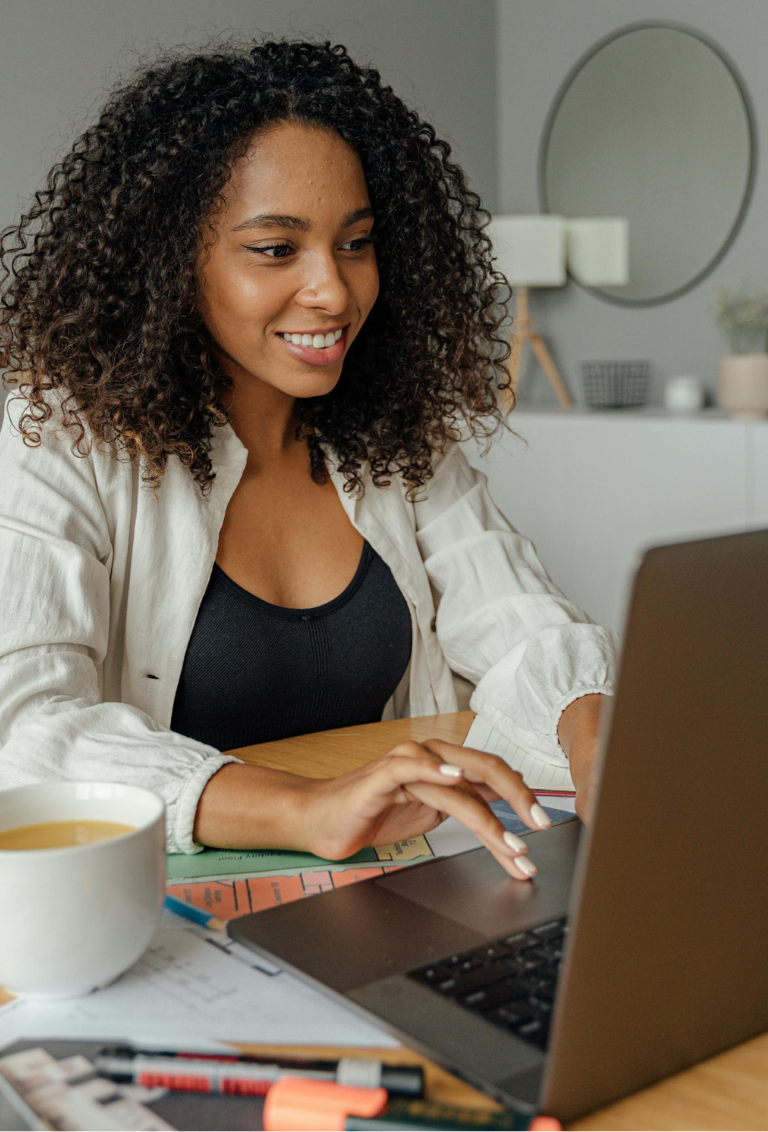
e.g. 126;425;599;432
503;287;572;410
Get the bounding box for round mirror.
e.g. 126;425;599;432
539;23;755;306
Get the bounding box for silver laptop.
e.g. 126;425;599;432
230;531;768;1122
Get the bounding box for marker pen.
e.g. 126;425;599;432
262;1078;562;1131
95;1046;424;1097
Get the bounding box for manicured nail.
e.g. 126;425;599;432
530;803;552;829
503;831;528;853
439;764;463;778
515;855;538;877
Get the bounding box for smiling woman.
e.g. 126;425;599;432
0;40;618;871
196;123;379;411
0;41;506;499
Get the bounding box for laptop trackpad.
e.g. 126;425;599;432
376;821;581;935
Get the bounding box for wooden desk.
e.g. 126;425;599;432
232;713;768;1131
229;710;476;777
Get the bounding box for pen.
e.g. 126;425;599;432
164;892;226;931
262;1078;561;1131
95;1046;424;1097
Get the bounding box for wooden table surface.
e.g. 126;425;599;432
232;713;768;1131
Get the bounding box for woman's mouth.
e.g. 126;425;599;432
277;326;347;367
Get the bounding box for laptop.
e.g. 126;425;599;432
230;531;768;1122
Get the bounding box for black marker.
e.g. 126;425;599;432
95;1045;424;1097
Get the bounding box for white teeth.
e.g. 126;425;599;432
281;330;344;349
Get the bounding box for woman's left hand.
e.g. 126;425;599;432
557;694;607;823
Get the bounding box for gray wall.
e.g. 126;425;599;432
497;0;768;405
0;0;497;234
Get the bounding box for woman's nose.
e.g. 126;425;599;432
295;253;350;313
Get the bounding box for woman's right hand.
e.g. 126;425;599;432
196;740;552;881
302;738;551;881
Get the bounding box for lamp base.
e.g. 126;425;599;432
504;287;572;410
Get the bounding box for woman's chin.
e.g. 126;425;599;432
280;365;344;399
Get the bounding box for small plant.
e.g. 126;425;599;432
710;281;768;355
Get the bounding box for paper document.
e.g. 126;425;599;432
0;911;396;1050
465;715;575;793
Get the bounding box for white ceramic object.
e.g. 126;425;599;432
0;781;165;998
718;355;768;421
664;374;705;413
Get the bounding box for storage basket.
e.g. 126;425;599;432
581;360;651;409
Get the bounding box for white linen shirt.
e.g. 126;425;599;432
0;395;619;852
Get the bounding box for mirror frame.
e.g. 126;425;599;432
537;20;757;307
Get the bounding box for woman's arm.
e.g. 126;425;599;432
557;692;606;821
0;396;236;854
413;443;619;767
195;738;554;880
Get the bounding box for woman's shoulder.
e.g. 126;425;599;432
352;439;487;536
2;388;126;475
404;440;484;513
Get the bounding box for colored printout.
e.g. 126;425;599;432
168;864;407;919
166;835;433;881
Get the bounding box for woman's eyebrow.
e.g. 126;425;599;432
231;206;374;233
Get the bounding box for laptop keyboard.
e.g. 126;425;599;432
408;916;568;1050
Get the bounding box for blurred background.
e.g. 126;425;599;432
2;0;767;628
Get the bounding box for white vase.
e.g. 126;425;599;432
717;355;768;420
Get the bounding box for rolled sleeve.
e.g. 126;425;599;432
470;622;619;762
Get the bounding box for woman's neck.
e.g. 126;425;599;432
225;371;301;471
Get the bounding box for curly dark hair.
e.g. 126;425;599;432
0;38;511;496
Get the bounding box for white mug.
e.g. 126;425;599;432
0;781;165;998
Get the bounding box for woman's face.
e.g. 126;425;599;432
196;120;379;400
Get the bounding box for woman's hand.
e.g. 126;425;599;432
303;738;552;881
557;694;607;822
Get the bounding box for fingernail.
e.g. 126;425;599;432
503;831;528;853
530;803;552;829
439;764;463;778
515;855;538;877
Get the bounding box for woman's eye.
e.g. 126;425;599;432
344;234;378;252
246;235;376;259
244;243;294;259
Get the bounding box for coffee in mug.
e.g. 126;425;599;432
0;820;134;850
0;781;165;998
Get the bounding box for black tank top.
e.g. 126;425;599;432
170;542;412;751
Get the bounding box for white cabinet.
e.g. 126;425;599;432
751;424;768;526
464;411;763;631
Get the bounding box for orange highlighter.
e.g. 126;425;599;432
263;1078;562;1131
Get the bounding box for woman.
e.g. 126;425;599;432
0;40;617;877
